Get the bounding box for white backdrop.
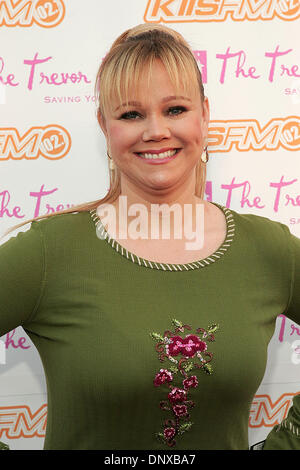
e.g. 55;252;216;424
0;0;299;449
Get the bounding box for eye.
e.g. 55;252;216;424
120;111;140;120
168;106;187;115
119;106;187;120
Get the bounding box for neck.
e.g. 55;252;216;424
117;173;203;212
99;176;207;241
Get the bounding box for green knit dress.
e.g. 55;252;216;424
0;202;300;450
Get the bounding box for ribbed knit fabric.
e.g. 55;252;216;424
0;202;300;450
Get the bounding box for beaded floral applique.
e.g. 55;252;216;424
150;318;219;447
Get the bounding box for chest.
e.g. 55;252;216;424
110;224;227;265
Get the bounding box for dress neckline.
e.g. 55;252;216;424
89;202;235;272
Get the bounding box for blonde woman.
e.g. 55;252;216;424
0;24;300;450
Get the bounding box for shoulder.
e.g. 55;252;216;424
2;211;92;252
31;210;92;236
224;207;293;265
27;210;97;261
229;207;290;241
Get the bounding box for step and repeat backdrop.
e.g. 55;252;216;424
0;0;299;450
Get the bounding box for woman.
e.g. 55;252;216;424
0;24;300;450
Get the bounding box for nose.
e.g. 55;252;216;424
142;114;171;141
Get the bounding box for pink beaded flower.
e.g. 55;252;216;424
167;335;207;357
153;369;173;387
168;387;187;404
183;375;198;390
150;318;219;447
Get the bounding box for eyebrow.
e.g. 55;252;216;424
114;96;191;112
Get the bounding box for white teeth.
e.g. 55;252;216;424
138;149;178;159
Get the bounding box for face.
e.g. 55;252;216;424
98;60;209;199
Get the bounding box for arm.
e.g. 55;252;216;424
0;221;44;337
263;226;300;450
0;440;9;450
285;230;300;325
0;221;44;452
263;394;300;450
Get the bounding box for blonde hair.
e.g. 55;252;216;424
1;23;207;240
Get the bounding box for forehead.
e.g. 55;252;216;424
109;61;200;110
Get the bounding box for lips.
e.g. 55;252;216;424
135;147;180;155
134;148;181;164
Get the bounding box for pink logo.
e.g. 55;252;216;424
193;50;207;83
3;329;31;350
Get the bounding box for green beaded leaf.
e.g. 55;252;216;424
156;432;165;443
150;332;165;342
207;324;219;334
181;362;194;373
202;363;213;374
169;365;179;374
178;422;193;435
171;318;183;328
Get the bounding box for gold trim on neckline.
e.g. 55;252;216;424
89;202;235;271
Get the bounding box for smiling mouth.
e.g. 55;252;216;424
135;149;181;160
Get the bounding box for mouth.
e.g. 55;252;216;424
134;148;181;164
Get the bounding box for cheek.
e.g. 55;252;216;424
107;124;124;148
182;117;205;147
107;123;138;153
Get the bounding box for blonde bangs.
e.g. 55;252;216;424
96;38;203;120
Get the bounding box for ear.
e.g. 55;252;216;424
97;109;108;138
202;96;210;136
